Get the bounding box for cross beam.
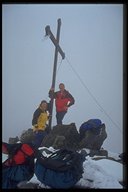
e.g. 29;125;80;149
44;18;65;129
45;25;65;59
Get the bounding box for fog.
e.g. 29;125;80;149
2;4;123;153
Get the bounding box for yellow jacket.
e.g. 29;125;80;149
32;107;49;132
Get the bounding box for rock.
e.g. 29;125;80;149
17;181;40;189
98;149;108;157
52;135;66;149
118;152;126;164
8;136;19;144
41;123;80;150
89;149;108;157
79;124;107;150
9;120;107;152
20;128;35;143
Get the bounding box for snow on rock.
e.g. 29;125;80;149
107;150;121;160
77;156;123;189
94;159;123;181
2;154;8;162
28;174;51;189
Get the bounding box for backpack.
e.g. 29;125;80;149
79;119;102;139
35;148;85;188
2;142;35;189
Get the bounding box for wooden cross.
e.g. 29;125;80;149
45;18;65;129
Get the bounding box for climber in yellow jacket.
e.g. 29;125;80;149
32;100;49;148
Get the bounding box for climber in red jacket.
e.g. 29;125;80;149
49;83;75;125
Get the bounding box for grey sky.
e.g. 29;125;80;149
2;4;123;153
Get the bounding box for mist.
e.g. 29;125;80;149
2;4;123;154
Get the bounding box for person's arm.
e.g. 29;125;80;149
47;101;52;114
32;108;40;126
67;92;75;107
48;88;56;99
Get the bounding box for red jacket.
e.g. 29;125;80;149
2;143;35;166
49;89;75;112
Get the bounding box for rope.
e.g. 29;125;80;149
43;35;122;134
65;57;122;134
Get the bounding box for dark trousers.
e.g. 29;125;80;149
56;111;67;125
33;130;47;148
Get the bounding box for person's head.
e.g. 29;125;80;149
59;83;65;91
40;100;48;111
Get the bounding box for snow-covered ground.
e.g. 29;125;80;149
77;156;123;188
2;147;123;189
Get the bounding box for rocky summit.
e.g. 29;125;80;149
8;123;107;154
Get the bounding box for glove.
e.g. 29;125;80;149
32;124;38;132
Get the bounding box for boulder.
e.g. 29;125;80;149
52;135;66;149
20;128;35;143
79;124;107;150
41;123;80;150
118;152;126;164
89;149;108;157
17;181;40;189
8;136;19;144
8;121;107;152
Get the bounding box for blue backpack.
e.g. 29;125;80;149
35;148;85;188
79;119;102;139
